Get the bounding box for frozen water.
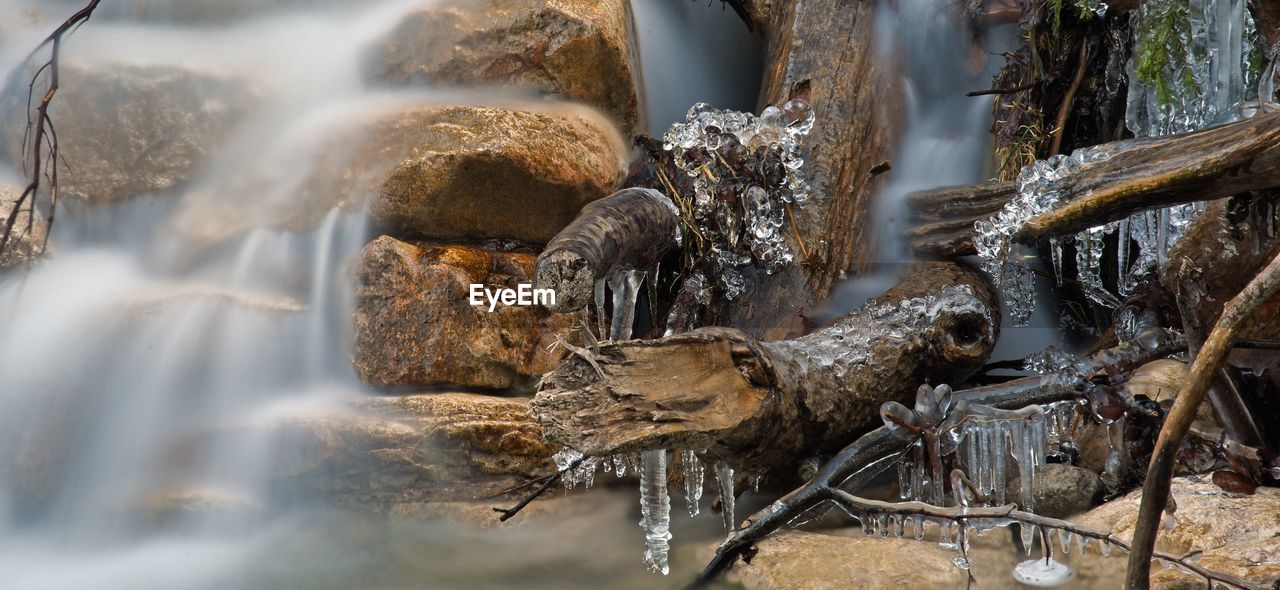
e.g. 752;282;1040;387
1013;557;1077;587
638;450;672;575
680;450;705;517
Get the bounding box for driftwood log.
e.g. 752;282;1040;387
906;182;1016;257
908;112;1280;256
531;262;997;472
700;0;893;338
534;187;680;313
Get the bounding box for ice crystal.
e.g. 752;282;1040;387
661;100;814;302
681;450;705;517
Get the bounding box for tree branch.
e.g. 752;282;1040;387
1126;247;1280;589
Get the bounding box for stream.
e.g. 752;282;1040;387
0;0;1269;588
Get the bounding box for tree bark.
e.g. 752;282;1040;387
531;262;997;472
534;188;680;313
905;113;1280;255
712;0;894;339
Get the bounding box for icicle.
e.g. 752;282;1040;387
638;449;672;575
1100;540;1113;557
1076;533;1090;554
1059;528;1073;555
681;450;705;517
593;277;608;339
607;270;644;341
714;462;736;533
1049;237;1064;286
1020;521;1037;555
892;514;905;538
1116;217;1131;295
912;516;926;541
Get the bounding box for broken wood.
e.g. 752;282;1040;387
534;187;680;313
531;262;997;472
692;328;1185;587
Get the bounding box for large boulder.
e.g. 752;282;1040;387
726;530;970;589
266;392;558;507
353;236;576;390
170;104;624;248
0;184;47;269
0;62;257;205
364;0;643;134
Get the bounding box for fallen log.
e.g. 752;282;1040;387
531;262;997;472
906;113;1280;255
534;187;681;313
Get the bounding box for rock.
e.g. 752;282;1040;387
0;184;47;269
1074;476;1280;590
727;530;970;589
266;392;557;507
170;104;624;248
1005;463;1103;518
141;487;267;524
353;236;576;390
370;106;624;245
364;0;643;134
0;62;257;205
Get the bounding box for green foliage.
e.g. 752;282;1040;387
1133;0;1199;106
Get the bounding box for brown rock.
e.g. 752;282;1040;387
364;0;643;134
1005;463;1103;518
1;62;257;204
353;236;576;390
370;105;624;245
727;530;970;589
170;104;623;248
1073;476;1280;590
267;392;557;506
0;184;47;269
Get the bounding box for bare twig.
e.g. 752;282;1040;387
491;456;586;522
824;489;1264;590
1049;40;1090;156
0;0;102;261
1126;247;1280;589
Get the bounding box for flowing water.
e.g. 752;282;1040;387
0;0;1247;588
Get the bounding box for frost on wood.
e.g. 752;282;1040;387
975;0;1263;325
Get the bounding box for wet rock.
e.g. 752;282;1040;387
727;530;970;589
141;487;267;524
1074;476;1280;590
352;236;576;390
1005;463;1103;518
268;393;558;506
364;0;642;134
0;184;47;269
0;62;257;205
370;106;624;245
170;104;623;248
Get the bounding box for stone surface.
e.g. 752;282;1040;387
0;184;47;269
0;62;257;204
1006;463;1104;518
1074;476;1280;590
353;236;576;390
170;104;623;248
267;393;558;507
727;530;970;589
364;0;642;134
369;105;624;245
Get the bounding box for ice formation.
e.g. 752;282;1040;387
977;0;1262;326
661;100;815;300
1013;557;1077;587
638;449;673;574
681;450;705;516
714;461;736;534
